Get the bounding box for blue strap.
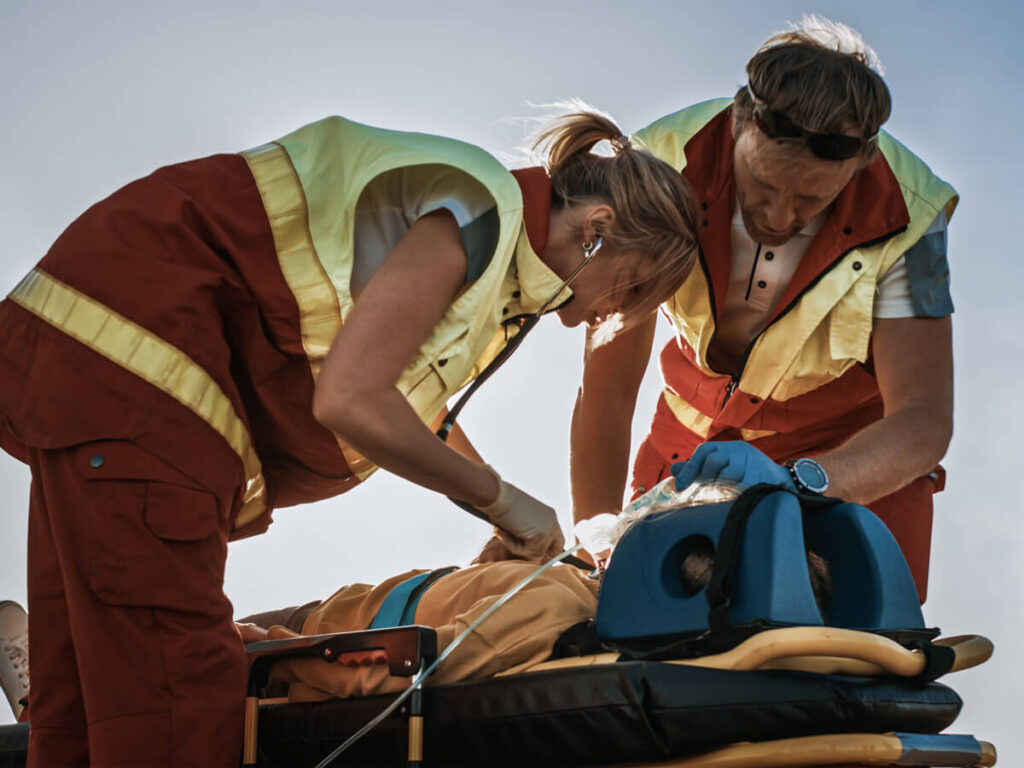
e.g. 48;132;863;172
893;732;982;765
369;568;455;629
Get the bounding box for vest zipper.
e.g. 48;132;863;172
722;376;740;406
714;224;908;406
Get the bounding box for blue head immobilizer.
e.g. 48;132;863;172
595;488;925;646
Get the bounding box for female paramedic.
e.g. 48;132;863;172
0;107;698;766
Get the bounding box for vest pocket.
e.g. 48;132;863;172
402;337;471;419
828;263;876;364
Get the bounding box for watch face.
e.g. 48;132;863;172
794;458;829;493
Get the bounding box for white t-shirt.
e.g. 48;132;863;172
709;206;950;373
351;164;500;298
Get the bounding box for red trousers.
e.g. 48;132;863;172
632;437;937;603
25;439;246;767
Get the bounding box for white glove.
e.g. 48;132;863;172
476;466;565;562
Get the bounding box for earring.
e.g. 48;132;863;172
582;237;604;259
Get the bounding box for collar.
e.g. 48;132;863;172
683;106;910;323
510;167;571;311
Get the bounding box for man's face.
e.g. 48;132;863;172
733;126;862;246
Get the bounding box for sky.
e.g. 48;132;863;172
1;0;1021;760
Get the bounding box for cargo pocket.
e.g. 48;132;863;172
76;440;228;614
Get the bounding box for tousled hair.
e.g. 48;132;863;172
733;15;891;161
530;103;698;340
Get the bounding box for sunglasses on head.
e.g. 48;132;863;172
746;84;875;161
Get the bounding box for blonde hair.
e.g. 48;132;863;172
733;15;891;160
530;104;698;340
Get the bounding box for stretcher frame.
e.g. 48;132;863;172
245;626;437;767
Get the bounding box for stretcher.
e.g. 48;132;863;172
238;623;993;767
0;487;998;767
234;487;996;767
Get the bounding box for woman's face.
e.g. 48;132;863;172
555;248;639;329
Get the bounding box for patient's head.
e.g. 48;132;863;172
680;539;833;614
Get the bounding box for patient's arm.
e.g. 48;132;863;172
236;622;269;643
266;566;599;700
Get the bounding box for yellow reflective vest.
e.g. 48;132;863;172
633;100;957;461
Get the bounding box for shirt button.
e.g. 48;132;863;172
502;307;509;315
764;251;774;261
852;261;863;271
512;290;521;299
89;455;104;468
671;453;679;459
700;202;708;211
843;226;853;235
437;359;448;367
757;280;767;289
749;397;760;404
701;218;709;227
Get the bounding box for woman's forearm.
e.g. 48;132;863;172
315;386;499;507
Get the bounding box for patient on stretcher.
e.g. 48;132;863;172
2;530;831;715
234;543;831;704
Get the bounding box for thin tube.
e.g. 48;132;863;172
313;543;585;768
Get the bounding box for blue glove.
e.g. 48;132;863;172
670;441;794;492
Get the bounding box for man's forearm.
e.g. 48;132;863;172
569;315;657;524
812;404;952;504
816;316;954;504
570;391;633;524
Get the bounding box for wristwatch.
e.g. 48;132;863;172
784;458;830;494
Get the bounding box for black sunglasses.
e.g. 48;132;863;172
747;85;875;161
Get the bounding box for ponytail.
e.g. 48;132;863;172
530;104;699;335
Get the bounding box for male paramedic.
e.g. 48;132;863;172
570;16;956;603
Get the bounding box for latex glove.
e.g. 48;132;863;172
670;441;793;492
476;467;566;563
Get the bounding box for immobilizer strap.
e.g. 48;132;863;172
706;484;841;633
368;567;457;629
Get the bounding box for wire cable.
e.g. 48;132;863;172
313;543;585;768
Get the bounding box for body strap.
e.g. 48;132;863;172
706;484;842;633
368;567;458;629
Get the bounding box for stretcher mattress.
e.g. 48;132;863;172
255;659;962;767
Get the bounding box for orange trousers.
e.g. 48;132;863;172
24;439;246;767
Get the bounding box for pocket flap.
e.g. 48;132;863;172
145;483;220;541
74;440;201;486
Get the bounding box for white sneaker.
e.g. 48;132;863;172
0;601;29;719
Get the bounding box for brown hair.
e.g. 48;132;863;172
531;106;698;334
681;544;833;614
733;16;891;160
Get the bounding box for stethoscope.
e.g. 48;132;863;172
436;237;604;570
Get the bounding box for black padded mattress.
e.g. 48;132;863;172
256;660;962;766
0;660;963;767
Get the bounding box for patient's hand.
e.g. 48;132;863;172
471;534;530;564
235;622;270;643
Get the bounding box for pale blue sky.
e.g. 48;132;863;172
1;0;1021;758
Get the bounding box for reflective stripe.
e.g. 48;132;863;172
663;390;714;439
241;143;376;481
8;268;267;528
664;392;777;443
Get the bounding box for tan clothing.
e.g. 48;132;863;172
271;562;599;701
